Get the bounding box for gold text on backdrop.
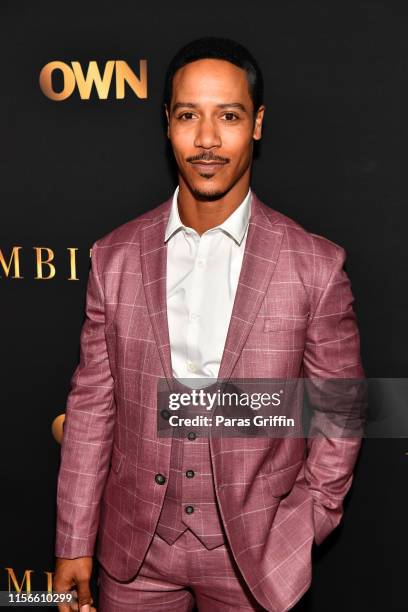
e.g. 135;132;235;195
39;60;147;100
0;247;91;280
4;567;55;592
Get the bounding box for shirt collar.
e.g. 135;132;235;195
164;185;252;246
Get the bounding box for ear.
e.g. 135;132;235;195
164;104;170;138
253;105;265;141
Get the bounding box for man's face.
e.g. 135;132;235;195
165;58;264;200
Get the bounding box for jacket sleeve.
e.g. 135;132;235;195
299;246;366;546
55;240;115;558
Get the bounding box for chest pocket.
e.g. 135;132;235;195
263;316;309;332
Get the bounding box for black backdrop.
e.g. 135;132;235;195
1;1;407;610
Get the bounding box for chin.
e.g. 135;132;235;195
191;188;226;201
189;179;228;202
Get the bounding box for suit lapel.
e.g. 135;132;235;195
140;191;284;388
217;193;284;381
140;199;174;389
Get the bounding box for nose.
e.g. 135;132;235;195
194;117;221;149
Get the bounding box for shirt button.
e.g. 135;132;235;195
187;361;197;373
185;470;195;478
185;505;195;515
187;432;197;441
154;473;166;485
160;409;170;421
189;312;199;322
196;259;205;269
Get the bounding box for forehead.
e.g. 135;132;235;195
171;58;252;106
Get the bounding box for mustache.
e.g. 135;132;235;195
187;153;229;164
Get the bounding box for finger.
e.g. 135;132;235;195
55;581;76;612
60;587;80;611
57;598;76;612
76;580;93;611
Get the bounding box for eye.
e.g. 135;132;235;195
222;112;239;121
178;112;196;120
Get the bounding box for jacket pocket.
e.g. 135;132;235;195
263;316;308;332
110;444;125;477
262;459;304;498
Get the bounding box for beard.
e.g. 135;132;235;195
178;158;247;202
191;188;227;201
189;177;230;201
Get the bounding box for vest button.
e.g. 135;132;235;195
187;432;197;441
185;470;195;479
155;473;166;485
185;505;194;515
161;409;171;420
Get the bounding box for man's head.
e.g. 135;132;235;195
163;37;265;201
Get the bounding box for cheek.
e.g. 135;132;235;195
169;130;192;155
176;128;193;143
221;129;252;156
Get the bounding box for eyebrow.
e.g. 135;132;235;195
171;102;248;114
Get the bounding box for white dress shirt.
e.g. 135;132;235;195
165;185;252;389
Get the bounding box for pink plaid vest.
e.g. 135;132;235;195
156;429;226;549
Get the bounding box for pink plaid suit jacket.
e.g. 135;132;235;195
55;191;364;612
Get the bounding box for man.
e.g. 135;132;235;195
53;37;365;612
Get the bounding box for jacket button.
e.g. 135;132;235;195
155;473;166;485
185;470;195;478
187;432;197;441
185;505;194;514
161;409;170;420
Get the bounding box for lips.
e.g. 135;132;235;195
190;162;227;172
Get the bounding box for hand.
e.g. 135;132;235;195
53;556;96;611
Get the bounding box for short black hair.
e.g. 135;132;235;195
163;36;264;114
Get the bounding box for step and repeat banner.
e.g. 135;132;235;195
1;1;407;610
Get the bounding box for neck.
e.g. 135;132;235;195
177;172;251;236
